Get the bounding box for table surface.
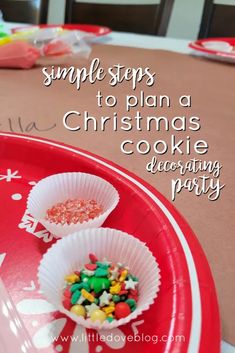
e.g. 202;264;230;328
3;22;235;353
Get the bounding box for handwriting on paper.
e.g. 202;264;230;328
0;117;56;133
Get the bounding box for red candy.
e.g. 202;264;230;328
85;263;97;271
63;287;72;298
128;289;138;301
62;298;71;310
115;302;131;319
121;283;126;290
119;283;128;295
130;289;138;295
89;253;98;263
46;198;103;225
119;290;128;295
128;294;138;301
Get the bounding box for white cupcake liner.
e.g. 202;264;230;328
27;172;119;238
38;228;161;330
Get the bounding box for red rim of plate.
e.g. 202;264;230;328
11;24;112;37
189;37;235;58
0;132;220;353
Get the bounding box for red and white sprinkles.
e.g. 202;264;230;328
46;198;103;225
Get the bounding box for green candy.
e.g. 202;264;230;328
71;290;81;305
81;273;90;281
96;262;110;269
113;295;121;303
128;275;139;282
95;267;109;278
100;278;111;290
70;281;90;293
88;277;111;293
82;282;91;292
125;299;137;312
106;317;114;322
70;283;83;293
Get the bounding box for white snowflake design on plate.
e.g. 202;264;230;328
0;169;22;182
2;169;53;243
18;209;55;243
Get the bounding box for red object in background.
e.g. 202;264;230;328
0;132;220;353
43;40;72;57
189;37;235;59
0;41;40;69
12;24;112;37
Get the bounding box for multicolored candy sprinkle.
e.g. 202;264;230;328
62;253;139;323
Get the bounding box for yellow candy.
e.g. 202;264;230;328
102;306;115;315
108;313;114;318
81;289;95;303
65;273;80;284
90;309;107;323
109;301;115;307
119;270;128;282
111;281;117;285
109;283;121;295
70;305;86;318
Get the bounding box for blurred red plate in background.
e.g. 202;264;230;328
189;37;235;63
0;132;220;353
12;24;112;37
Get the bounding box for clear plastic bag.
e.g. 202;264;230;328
26;28;93;58
0;27;93;68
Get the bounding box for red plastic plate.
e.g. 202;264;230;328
189;37;235;63
11;24;112;37
0;132;220;353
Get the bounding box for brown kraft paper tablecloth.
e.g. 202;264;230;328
0;45;234;344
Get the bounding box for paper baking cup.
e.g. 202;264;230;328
27;172;119;238
38;228;161;330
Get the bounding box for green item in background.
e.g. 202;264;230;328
0;10;8;37
0;32;8;38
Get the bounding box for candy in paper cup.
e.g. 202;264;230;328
38;227;161;330
27;172;119;238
